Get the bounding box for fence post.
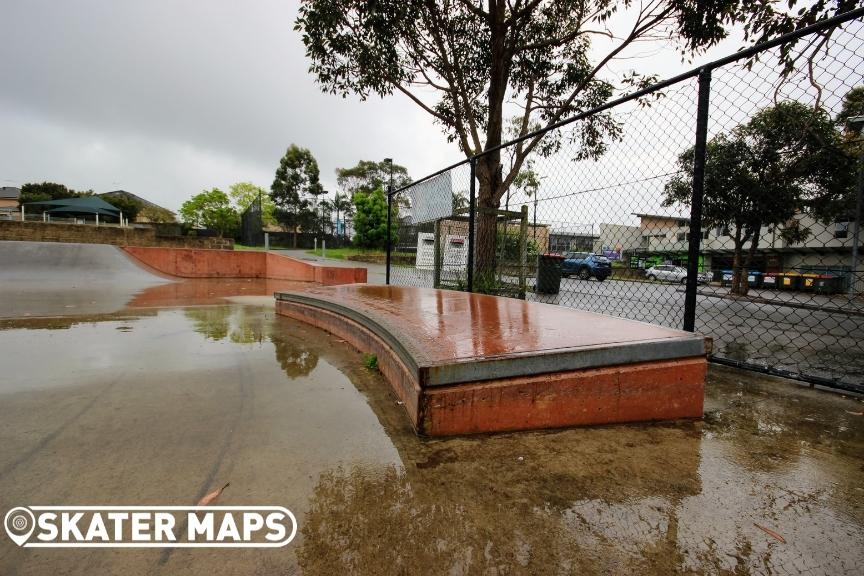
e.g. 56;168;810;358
386;184;392;285
684;68;711;332
467;158;477;292
684;67;711;333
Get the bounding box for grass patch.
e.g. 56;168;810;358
233;243;263;251
305;247;384;260
362;353;378;371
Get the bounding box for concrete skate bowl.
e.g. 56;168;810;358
0;241;367;318
0;240;174;318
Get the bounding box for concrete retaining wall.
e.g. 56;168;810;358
124;246;366;285
0;221;232;250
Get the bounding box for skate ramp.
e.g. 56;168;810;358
0;241;172;318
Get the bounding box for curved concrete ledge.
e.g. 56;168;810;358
275;286;707;436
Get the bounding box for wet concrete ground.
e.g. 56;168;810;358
0;298;861;575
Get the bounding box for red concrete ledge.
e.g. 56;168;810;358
275;285;707;436
122;246;366;285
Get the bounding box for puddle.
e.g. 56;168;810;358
0;305;861;575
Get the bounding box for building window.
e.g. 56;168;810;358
835;221;849;239
677;220;686;228
677;232;686;242
703;230;710;240
716;225;730;237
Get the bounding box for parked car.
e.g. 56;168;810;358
561;252;612;281
645;265;710;284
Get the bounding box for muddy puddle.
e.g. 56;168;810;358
0;304;861;575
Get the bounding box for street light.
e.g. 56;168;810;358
383;158;394;285
846;115;863;296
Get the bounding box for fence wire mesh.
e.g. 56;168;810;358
388;14;864;392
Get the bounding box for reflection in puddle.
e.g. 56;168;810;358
0;305;861;575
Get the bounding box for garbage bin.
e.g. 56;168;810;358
779;272;801;291
762;272;780;289
720;270;734;287
536;253;565;294
814;275;841;295
746;271;763;289
801;273;819;292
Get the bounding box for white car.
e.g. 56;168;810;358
645;265;710;284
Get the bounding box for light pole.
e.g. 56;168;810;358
384;158;394;285
847;115;864;296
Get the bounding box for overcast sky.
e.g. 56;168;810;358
0;1;748;212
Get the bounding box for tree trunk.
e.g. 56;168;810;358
292;206;298;248
740;226;761;297
474;154;504;285
731;233;744;296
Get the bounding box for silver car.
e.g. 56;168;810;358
645;265;710;284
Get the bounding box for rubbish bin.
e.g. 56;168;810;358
746;271;763;289
813;275;841;295
801;273;819;292
536;253;565;294
762;272;780;289
720;270;734;287
779;273;801;291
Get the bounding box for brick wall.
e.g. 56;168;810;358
0;221;232;250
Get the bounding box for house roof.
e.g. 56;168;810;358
100;190;174;214
632;212;690;222
0;187;21;199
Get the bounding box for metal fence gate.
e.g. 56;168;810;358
239;195;263;247
386;9;864;393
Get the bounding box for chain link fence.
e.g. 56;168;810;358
387;10;864;393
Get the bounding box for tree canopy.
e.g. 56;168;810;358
179;188;240;238
336;159;411;197
271;144;323;246
664;100;853;294
229;182;277;226
352;187;397;249
295;0;852;277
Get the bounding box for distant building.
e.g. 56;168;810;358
592;223;642;260
629;212;860;279
549;224;598;254
0;187;21;219
99;190;176;223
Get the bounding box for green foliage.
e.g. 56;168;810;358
19;182;76;212
837;86;864;131
295;0;846;278
497;231;539;261
179;188;240;238
362;353;378;370
229;182;277;226
139;205;176;223
352;188;397;249
336;159;411;197
271;145;323;239
664;99;853;293
102;195;142;221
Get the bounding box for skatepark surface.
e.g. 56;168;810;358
0;240;172;317
0;241;861;574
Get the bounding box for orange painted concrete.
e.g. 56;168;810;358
275;291;706;437
422;358;705;436
123;246;366;285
